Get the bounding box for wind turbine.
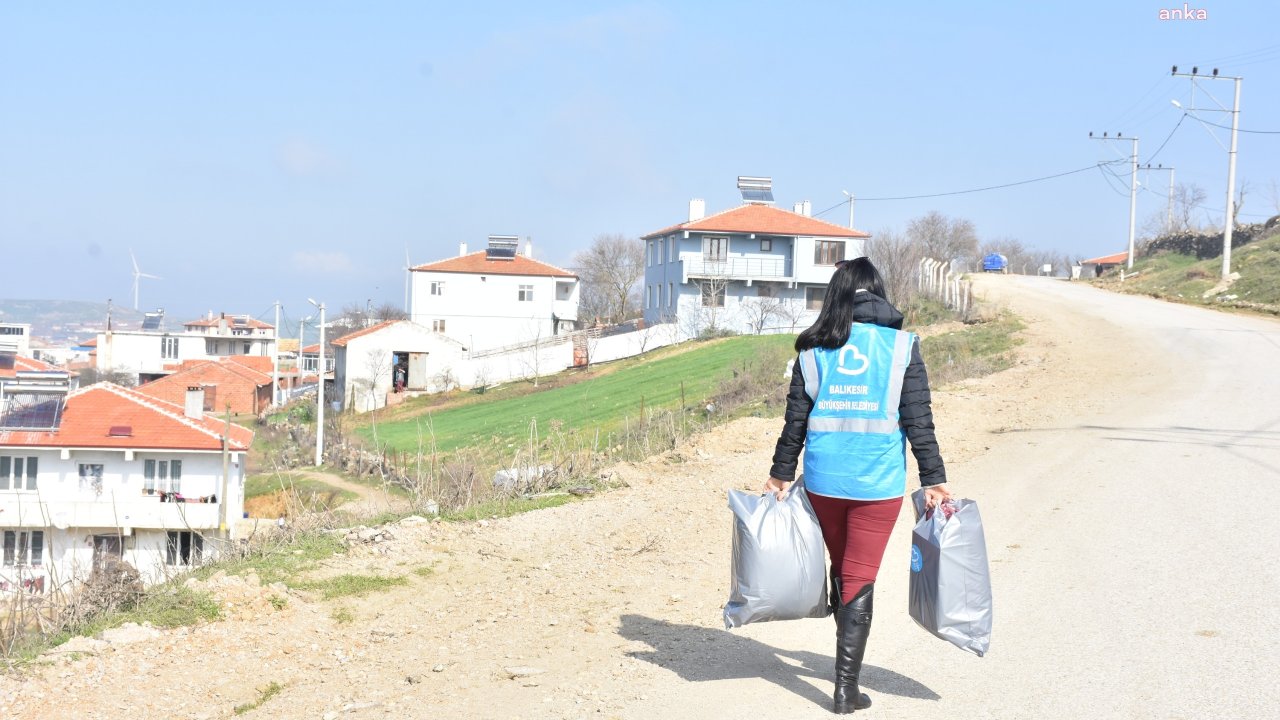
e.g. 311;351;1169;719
403;245;413;314
129;249;161;311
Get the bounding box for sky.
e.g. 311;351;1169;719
2;1;1279;329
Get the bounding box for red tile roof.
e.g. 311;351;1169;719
136;359;272;415
0;383;253;451
330;320;399;348
301;344;320;354
226;355;274;374
643;203;870;240
1;356;61;379
412;251;576;278
1081;251;1129;265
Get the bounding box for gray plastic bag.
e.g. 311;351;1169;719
723;479;829;628
908;488;993;656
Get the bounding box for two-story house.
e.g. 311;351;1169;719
96;311;277;385
0;323;32;358
410;236;580;353
641;178;870;336
0;377;252;591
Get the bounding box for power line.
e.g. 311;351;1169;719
813;160;1126;217
1188;115;1280;135
1145;114;1187;164
1097;164;1132;197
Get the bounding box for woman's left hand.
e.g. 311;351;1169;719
763;477;792;500
922;483;953;509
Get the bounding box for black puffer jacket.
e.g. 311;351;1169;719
769;292;947;487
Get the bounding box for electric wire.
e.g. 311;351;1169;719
812;160;1127;218
1185;116;1280;135
1144;114;1188;165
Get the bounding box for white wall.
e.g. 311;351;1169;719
96;331;276;377
0;447;245;590
411;270;578;352
336;323;467;413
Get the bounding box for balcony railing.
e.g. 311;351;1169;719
683;256;787;279
0;496;222;529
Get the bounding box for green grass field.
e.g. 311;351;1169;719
353;334;797;454
1096;229;1280;312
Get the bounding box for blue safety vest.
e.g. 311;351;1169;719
798;323;915;500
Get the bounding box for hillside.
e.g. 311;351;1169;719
0;299;142;342
1093;226;1280;314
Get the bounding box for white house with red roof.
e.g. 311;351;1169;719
96;310;277;385
642;178;870;335
410;236;580;353
0;379;252;591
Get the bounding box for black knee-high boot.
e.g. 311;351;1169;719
833;582;874;713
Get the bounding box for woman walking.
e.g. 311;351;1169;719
765;257;951;713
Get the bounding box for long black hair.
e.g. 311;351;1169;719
795;257;888;351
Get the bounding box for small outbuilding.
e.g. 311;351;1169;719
332;321;468;413
1077;251;1128;279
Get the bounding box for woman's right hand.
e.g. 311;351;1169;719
764;477;792;500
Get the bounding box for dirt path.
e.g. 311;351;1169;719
3;276;1277;719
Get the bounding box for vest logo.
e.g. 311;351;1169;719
910;544;923;572
836;345;870;376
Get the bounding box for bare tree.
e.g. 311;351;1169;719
1172;183;1209;232
1234;180;1252;228
690;274;732;338
77;368;136;387
866;228;923;306
774;298;809;335
740;293;783;334
573;234;645;324
905;211;979;265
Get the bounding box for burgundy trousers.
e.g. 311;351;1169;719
806;491;903;605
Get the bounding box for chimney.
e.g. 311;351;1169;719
459;242;467;257
688;198;706;222
792;201;804;215
184;386;205;419
524;239;533;258
801;200;812;217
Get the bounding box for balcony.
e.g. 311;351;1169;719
0;496;222;530
684;256;788;281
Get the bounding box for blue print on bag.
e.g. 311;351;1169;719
910;544;923;572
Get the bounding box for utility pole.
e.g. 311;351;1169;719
842;190;855;230
1172;66;1242;279
271;301;281;408
1141;164;1177;233
1089;131;1139;269
308;299;326;467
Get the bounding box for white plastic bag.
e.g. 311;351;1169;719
908;488;993;656
723;479;829;628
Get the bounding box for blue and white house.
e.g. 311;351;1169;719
641;178;870;336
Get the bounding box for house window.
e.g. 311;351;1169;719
646;285;652;309
668;282;674;308
648;241;655;267
814;240;846;265
658;239;664;265
668;236;676;262
166;531;203;566
806;286;826;311
0;456;38;491
2;530;43;566
703;237;729;262
143;459;183;495
431;282;445;296
432;319;446;332
242;342;251;354
518;285;534;302
160;336;179;359
758;282;778;298
760;239;772;252
78;463;104;495
700;281;726;308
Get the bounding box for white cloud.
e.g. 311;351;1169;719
290;250;354;274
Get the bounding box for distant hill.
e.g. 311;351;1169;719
0;299;144;343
